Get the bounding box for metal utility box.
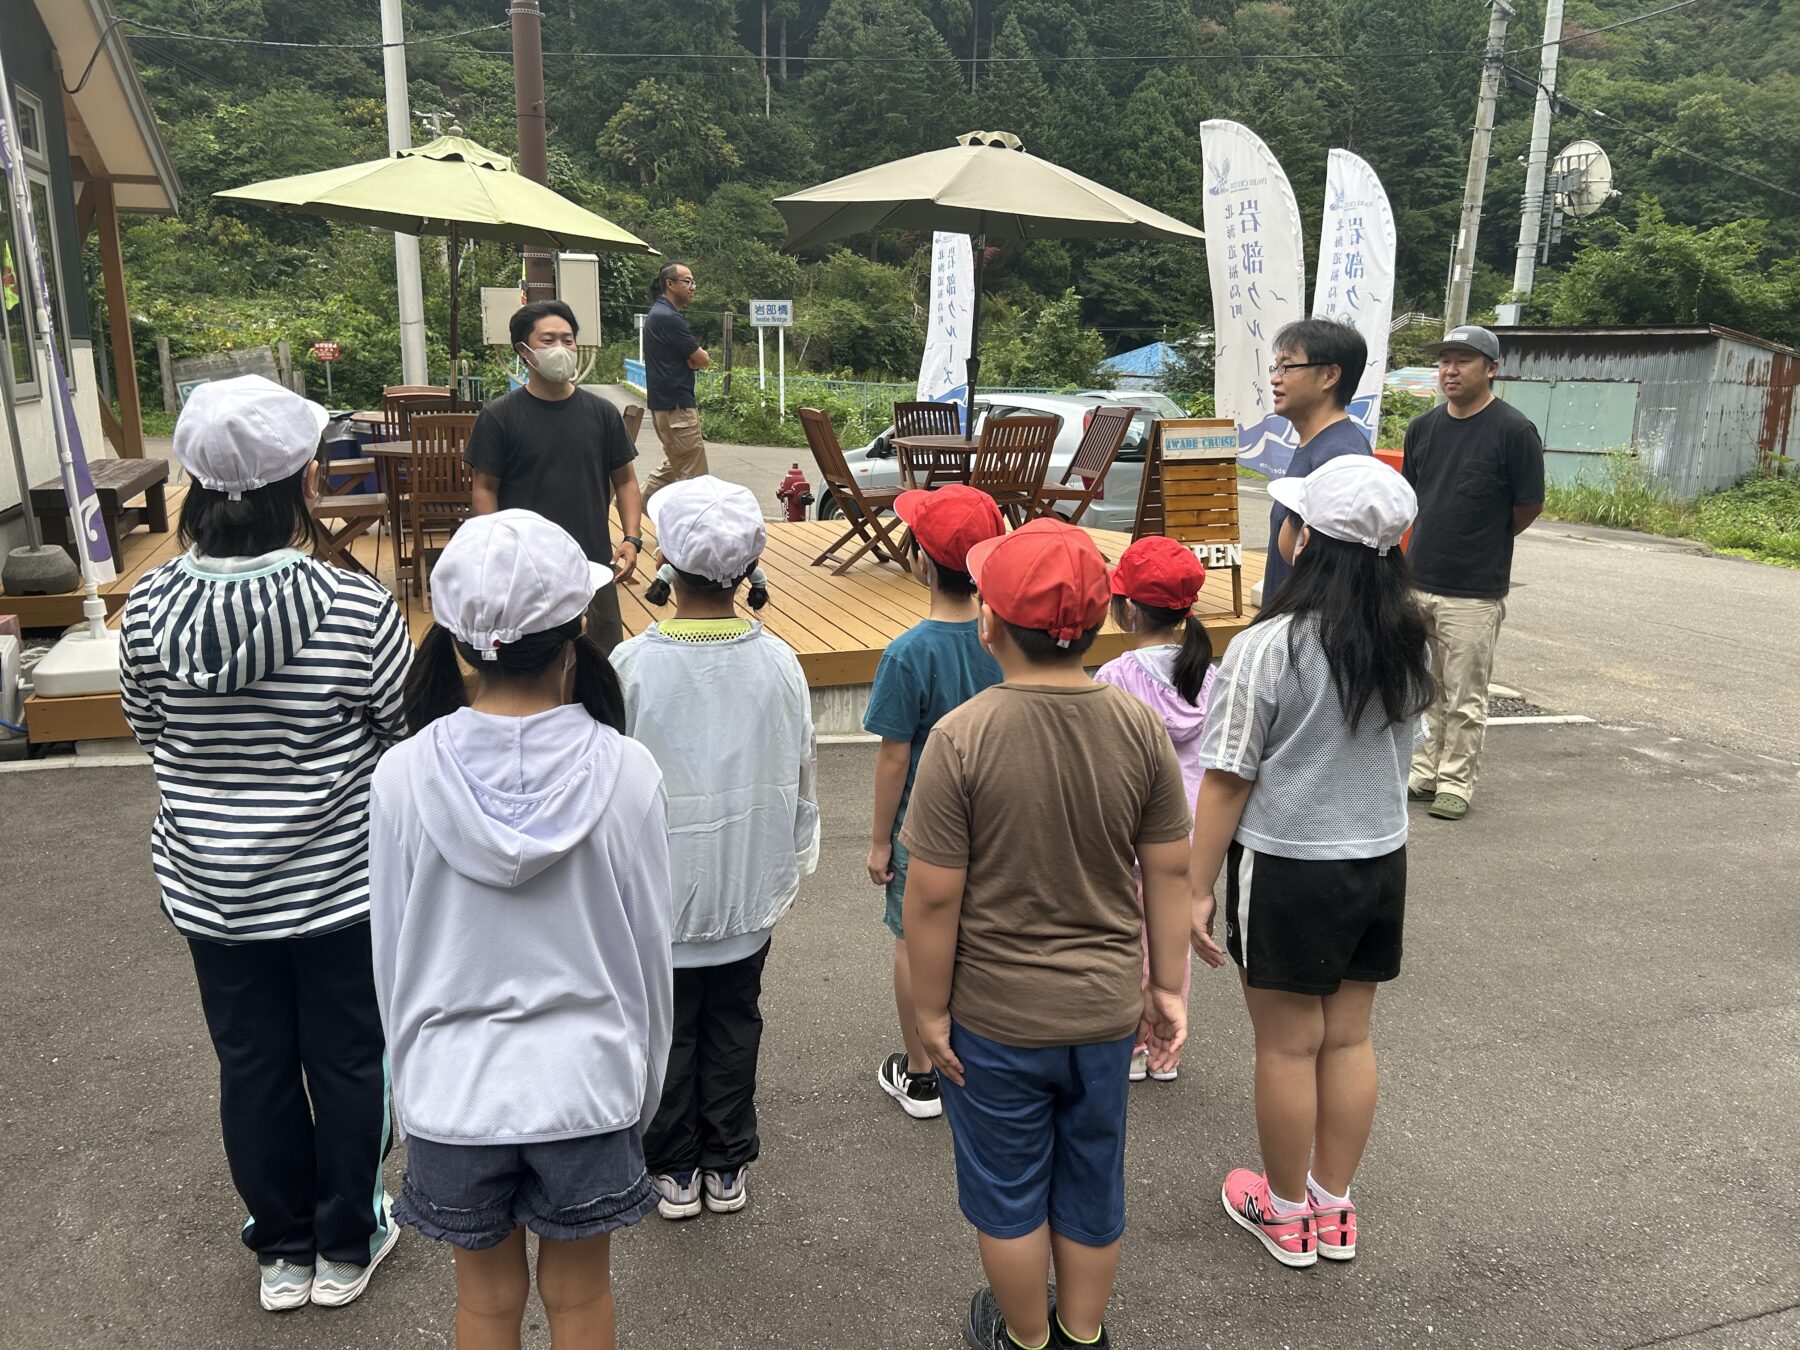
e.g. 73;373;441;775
481;287;524;347
556;252;603;344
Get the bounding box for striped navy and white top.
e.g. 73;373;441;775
120;548;411;942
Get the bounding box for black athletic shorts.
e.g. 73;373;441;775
1224;842;1406;995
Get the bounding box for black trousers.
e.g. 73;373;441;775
187;922;391;1264
643;941;770;1175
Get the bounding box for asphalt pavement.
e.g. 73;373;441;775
3;705;1798;1348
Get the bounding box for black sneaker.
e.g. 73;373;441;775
965;1286;1039;1350
1049;1308;1111;1349
878;1050;943;1119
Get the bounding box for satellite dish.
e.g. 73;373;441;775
1553;140;1615;218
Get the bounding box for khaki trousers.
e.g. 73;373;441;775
644;407;709;501
1409;591;1507;804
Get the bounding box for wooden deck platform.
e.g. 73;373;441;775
8;484;1263;739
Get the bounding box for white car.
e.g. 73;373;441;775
819;391;1191;535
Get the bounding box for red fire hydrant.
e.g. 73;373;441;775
775;463;814;522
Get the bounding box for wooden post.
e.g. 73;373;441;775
277;339;294;391
156;336;176;413
93;182;144;457
721;311;734;396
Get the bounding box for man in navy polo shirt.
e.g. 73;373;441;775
642;262;711;501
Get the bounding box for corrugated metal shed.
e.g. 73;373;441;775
1492;325;1799;499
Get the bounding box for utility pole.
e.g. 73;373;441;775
379;0;428;385
511;0;555;301
1445;0;1513;332
1506;0;1565;320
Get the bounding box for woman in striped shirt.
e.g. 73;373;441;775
119;376;411;1314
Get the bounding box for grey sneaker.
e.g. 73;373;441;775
1128;1049;1149;1082
258;1258;313;1312
654;1170;703;1220
311;1199;400;1308
1429;792;1469;821
965;1286;1027;1350
702;1165;748;1214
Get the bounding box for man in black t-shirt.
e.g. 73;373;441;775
641;262;711;502
467;299;644;654
1402;325;1544;821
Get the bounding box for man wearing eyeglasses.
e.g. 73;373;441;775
642;262;712;502
1263;318;1374;599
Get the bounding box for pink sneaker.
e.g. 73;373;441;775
1221;1169;1317;1267
1314;1196;1357;1260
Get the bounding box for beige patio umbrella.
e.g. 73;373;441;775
218;134;657;400
775;132;1204;432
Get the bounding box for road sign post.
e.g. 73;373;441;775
751;300;793;420
310;341;341;399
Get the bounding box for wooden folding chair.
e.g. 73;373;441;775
622;403;645;445
893;400;968;489
969;415;1060;527
1033;405;1136;524
379;392;454;443
310;440;387;578
798;407;909;575
404;412;480;616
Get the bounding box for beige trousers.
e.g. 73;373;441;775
1409;591;1507;803
644;407;709;501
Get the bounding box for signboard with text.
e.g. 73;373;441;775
750;299;793;327
1133;418;1246;614
310;341;340;362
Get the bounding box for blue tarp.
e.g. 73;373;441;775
1100;341;1180;386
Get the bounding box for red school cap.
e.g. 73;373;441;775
965;518;1111;645
1110;535;1206;613
894;485;1005;572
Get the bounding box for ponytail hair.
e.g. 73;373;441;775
402;618;626;737
1108;596;1214;706
644;560;770;611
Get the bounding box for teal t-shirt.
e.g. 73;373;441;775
863;618;1003;788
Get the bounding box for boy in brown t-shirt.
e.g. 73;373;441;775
901;519;1195;1350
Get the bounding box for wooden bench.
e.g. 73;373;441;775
31;458;171;563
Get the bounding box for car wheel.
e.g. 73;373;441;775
816;491;841;520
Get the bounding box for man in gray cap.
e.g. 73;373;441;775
1401;325;1544;821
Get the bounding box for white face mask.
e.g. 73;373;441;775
520;343;587;385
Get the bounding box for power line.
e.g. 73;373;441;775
1504;68;1800;202
1504;0;1704;55
119;20;509;51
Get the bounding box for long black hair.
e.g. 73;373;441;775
1109;596;1214;706
402;617;626;736
1254;530;1435;731
178;465;321;558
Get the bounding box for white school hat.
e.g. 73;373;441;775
430;510;614;659
172;374;329;500
1267;453;1417;556
645;475;767;585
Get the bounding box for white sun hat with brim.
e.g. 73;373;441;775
430;510;614;660
172;374;329;500
645;474;768;585
1267;453;1418;556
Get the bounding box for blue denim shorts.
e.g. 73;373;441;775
394;1129;657;1251
938;1022;1136;1246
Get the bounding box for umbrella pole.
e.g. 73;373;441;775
447;224;462;411
964;219;986;440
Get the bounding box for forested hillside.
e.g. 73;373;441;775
111;0;1800;404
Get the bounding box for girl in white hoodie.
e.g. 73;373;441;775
369;511;672;1350
611;476;819;1222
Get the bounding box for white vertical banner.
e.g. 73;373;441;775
1200;119;1306;480
917;231;973;419
1313;149;1396;445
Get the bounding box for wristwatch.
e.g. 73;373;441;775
620;535;644;550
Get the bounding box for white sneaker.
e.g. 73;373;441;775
1128;1049;1149;1082
1148;1062;1179;1082
654;1171;703;1220
703;1165;748;1214
258;1259;313;1312
311;1198;400;1308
